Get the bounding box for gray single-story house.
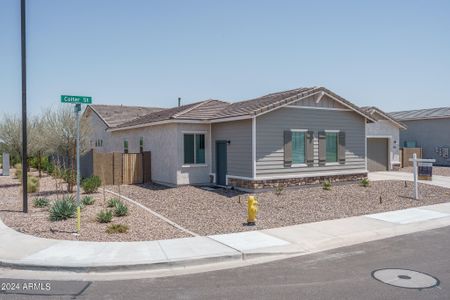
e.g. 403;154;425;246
390;107;450;166
362;107;407;171
83;87;377;189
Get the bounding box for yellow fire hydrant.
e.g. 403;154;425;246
247;195;258;226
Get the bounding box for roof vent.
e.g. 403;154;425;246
178;97;181;107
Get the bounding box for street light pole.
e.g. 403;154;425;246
21;0;28;213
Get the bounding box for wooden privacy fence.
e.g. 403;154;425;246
401;148;422;167
81;150;151;185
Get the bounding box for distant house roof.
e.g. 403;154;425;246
389;107;450;121
111;87;375;131
87;104;163;128
361;106;407;129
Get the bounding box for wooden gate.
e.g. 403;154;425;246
122;153;143;184
143;151;152;183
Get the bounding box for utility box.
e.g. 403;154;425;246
2;153;10;176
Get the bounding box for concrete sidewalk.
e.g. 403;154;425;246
369;171;450;188
2;201;450;272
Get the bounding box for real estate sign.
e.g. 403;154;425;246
61;95;92;104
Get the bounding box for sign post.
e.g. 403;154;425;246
61;95;92;234
409;153;436;200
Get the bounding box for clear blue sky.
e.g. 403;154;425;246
1;0;449;116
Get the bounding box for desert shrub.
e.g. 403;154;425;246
96;210;113;223
360;178;370;187
114;201;128;217
49;196;77;221
274;185;284;196
107;198;121;208
82;196;95;205
27;176;40;193
15;164;22;179
81;176;101;194
322;180;332;191
33;197;49;208
106;224;129;234
62;169;77;193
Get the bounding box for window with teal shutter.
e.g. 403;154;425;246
326;132;338;162
291;132;305;164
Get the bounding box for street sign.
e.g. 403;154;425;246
61;95;92;104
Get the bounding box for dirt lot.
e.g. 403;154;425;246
108;180;450;236
400;166;450;177
0;170;188;241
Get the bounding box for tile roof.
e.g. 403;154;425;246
389;107;450;121
88;104;163;128
361;106;407;129
111;86;375;130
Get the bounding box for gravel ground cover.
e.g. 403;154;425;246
0;170;188;241
399;166;450;177
109;180;450;236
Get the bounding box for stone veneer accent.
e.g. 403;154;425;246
228;173;368;190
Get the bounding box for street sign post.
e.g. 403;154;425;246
409;153;436;200
61;95;92;234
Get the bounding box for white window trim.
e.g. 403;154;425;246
291;163;308;167
183;132;206;165
324;130;339;165
182;164;208;168
291;129;307;166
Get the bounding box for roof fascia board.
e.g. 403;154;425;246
318;92;377;123
397;116;450;122
370;108;407;130
209;115;253;123
85;105;111;128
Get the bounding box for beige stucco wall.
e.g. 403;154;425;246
176;123;211;185
110;124;179;185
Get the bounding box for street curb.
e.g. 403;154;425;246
0;253;243;273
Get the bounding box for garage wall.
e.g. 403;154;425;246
366;117;401;170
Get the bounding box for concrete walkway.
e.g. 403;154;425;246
2;201;450;272
369;171;450;188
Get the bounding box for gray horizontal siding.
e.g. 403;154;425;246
211;119;252;178
256;107;366;177
400;118;450;166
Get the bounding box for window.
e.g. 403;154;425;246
123;140;129;154
291;131;305;164
326;132;338;162
184;133;205;164
139;137;144;153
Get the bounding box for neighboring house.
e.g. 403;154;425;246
390;107;450;166
105;87;376;190
82;104;163;152
362;106;407;171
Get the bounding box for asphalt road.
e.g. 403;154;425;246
2;226;450;300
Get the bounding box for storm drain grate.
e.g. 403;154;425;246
372;268;439;290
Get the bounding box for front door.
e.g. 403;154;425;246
216;141;227;186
